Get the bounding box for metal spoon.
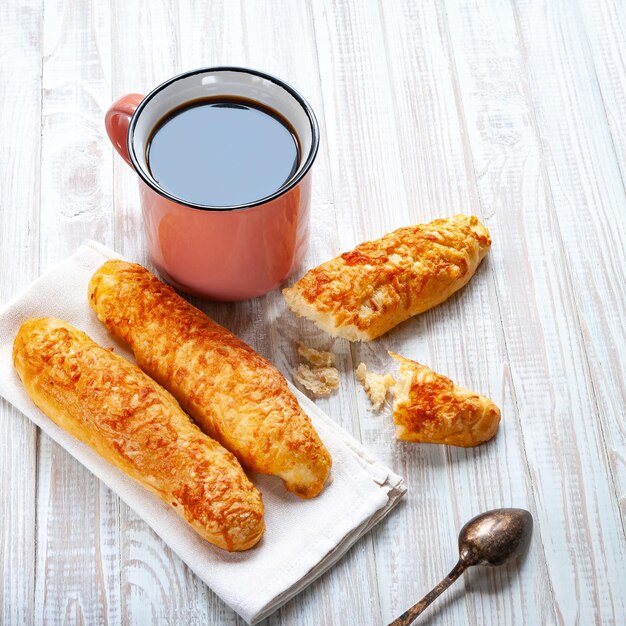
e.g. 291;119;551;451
389;508;533;625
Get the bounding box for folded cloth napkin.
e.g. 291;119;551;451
0;241;406;624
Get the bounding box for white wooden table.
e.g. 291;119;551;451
2;0;626;624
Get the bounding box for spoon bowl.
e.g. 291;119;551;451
459;508;533;567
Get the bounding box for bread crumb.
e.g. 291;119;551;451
293;363;340;397
297;344;335;367
356;363;395;410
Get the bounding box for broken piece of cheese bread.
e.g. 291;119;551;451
391;352;500;447
13;318;264;551
89;260;332;499
283;215;491;341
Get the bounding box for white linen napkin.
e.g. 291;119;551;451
0;241;406;624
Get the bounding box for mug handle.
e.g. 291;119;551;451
105;93;144;166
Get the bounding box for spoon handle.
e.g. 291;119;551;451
387;559;469;626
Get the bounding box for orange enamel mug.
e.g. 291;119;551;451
105;67;319;301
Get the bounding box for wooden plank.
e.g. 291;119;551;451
311;0;555;623
577;0;626;176
445;0;626;622
532;0;626;517
107;2;232;624
380;1;556;623
35;0;121;623
309;3;458;623
0;0;42;623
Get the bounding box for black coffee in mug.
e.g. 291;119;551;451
146;96;300;208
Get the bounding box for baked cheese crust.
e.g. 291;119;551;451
391;352;500;447
89;261;332;499
13;318;265;551
283;215;491;341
